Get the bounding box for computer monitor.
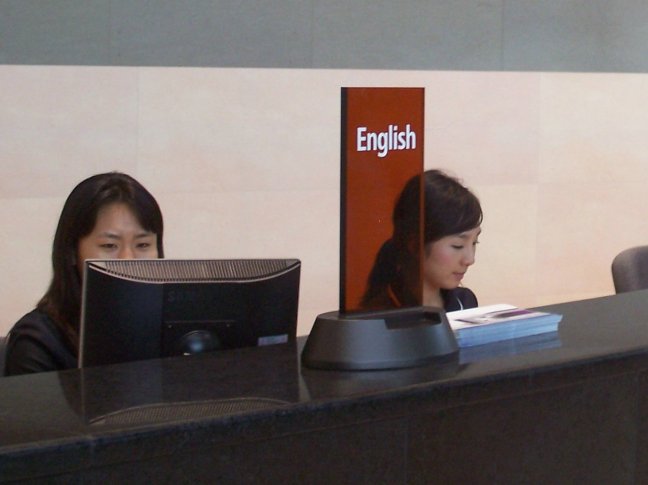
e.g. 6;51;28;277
79;258;301;368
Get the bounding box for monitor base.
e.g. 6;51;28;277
301;306;458;371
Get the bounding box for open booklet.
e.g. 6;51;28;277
447;304;562;348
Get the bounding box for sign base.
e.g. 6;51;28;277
301;307;458;371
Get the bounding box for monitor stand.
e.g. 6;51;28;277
301;306;458;371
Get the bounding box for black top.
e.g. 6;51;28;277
4;309;77;376
442;287;478;312
363;284;478;312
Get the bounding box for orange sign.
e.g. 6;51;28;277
340;87;424;313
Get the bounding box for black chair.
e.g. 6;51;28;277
611;246;648;293
0;336;6;377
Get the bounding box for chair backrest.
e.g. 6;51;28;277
611;246;648;293
0;336;6;377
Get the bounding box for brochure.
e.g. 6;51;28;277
447;304;562;348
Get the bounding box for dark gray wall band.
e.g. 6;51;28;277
2;0;648;72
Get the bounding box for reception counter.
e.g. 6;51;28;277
3;290;648;483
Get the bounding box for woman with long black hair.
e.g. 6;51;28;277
5;172;164;375
361;169;482;312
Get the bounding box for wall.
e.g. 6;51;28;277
3;2;648;335
3;1;648;72
3;66;648;336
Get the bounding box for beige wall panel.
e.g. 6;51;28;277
536;182;645;298
0;66;643;338
0;197;61;325
0;66;140;198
